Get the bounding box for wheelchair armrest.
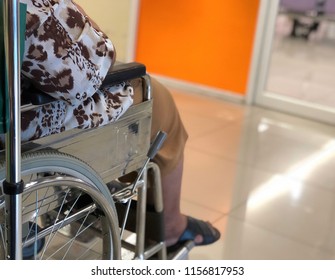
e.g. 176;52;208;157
21;62;147;107
21;88;57;106
101;62;146;87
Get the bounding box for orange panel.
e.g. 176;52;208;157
135;0;260;95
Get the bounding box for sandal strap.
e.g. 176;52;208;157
178;216;220;246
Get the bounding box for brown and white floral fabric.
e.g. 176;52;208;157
18;0;134;141
21;82;134;141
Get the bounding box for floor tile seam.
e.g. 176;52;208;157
185;121;243;141
171;93;246;109
181;197;226;217
225;159;335;192
249;108;335;132
278;173;335;196
212;213;228;225
185;146;335;197
226;214;335;254
182;103;234;113
235;161;335;197
305;182;335;195
181;112;246;131
185;144;243;164
224;199;251;216
185;145;285;174
260;131;334;148
236;116;335;143
177;103;246;112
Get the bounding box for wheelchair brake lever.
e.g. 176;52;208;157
120;131;167;238
146;130;167;160
130;130;167;194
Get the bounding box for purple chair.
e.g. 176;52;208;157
280;0;317;13
279;0;335;39
280;0;335;16
324;0;335;15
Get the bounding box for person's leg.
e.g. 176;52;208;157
160;154;204;246
149;78;220;247
160;153;186;246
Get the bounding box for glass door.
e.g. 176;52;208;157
252;0;335;125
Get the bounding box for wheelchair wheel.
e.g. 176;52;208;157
0;150;121;260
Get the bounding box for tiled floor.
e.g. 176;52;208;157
169;88;335;260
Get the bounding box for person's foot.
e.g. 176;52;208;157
166;216;220;249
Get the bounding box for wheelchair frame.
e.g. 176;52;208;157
1;0;194;260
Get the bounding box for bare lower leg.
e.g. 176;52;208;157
161;157;186;246
161;155;202;246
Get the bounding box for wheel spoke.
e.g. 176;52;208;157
1;151;120;260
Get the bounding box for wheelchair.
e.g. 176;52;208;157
0;0;194;260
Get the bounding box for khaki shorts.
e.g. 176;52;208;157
133;77;188;176
150;78;188;177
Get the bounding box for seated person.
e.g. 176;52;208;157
18;0;220;249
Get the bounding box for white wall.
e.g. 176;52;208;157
75;0;137;62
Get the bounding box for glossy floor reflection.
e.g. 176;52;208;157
170;88;335;260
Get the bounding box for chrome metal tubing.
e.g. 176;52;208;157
3;0;23;260
4;0;21;182
142;74;152;101
4;195;22;259
24;175;122;259
147;162;164;213
134;169;147;259
147;162;167;259
170;241;195;260
143;242;166;260
23;204;97;247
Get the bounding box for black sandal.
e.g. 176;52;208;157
168;216;220;252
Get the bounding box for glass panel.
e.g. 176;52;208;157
265;0;335;110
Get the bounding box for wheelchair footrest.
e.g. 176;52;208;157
168;240;195;260
115;200;165;243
